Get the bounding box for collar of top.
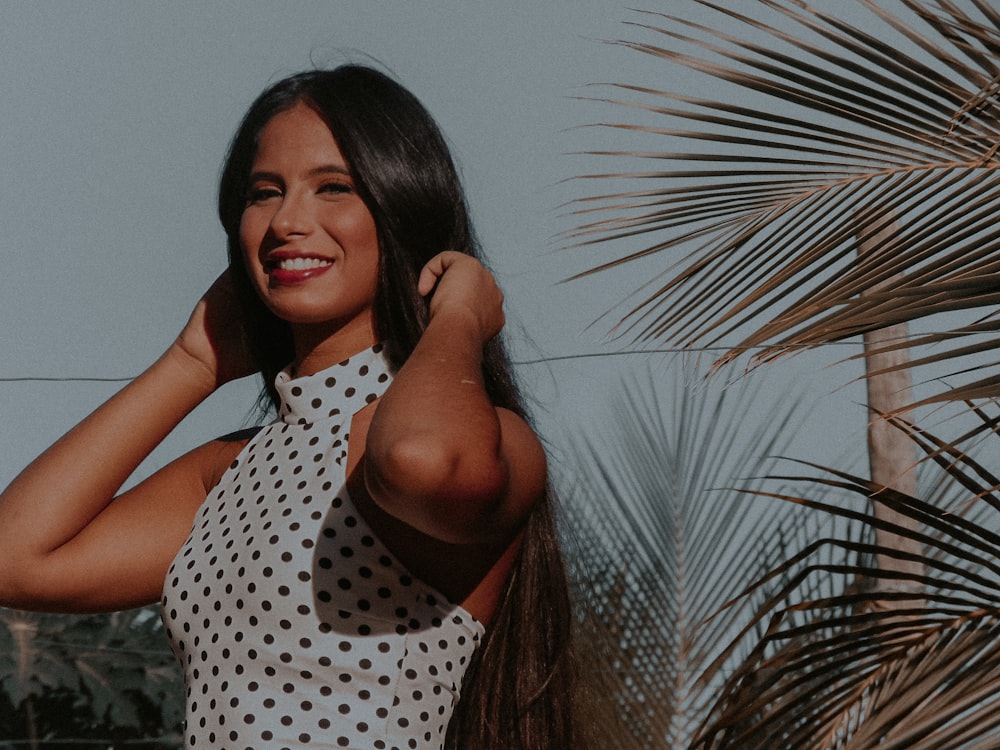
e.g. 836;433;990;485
274;343;393;425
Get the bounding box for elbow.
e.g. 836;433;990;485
0;552;88;613
366;434;509;539
0;561;42;610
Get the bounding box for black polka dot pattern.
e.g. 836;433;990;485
161;344;484;749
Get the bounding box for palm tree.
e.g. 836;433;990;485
567;1;1000;747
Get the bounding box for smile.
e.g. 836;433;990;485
266;256;334;285
276;257;332;271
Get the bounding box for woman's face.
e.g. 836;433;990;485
239;102;380;344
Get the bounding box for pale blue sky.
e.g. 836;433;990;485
0;1;877;494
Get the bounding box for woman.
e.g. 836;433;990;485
0;65;576;749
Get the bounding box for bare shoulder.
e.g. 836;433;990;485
496;407;544;462
494;407;547;528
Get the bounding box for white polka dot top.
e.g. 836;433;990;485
161;344;485;750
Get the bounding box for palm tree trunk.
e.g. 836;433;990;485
857;214;925;607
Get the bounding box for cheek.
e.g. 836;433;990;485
350;216;381;263
334;209;377;246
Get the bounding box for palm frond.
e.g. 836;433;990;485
692;407;1000;749
560;363;843;747
570;0;1000;403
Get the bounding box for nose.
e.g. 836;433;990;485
269;189;312;239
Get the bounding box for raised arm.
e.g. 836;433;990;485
363;252;546;545
0;272;255;612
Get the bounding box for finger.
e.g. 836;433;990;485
417;251;460;296
417;263;441;297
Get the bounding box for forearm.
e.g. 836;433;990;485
0;344;215;562
365;310;507;516
377;309;500;442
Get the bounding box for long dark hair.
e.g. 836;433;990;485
217;65;578;749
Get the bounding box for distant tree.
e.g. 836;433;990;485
0;606;182;749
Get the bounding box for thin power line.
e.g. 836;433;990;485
0;376;135;383
0;342;868;383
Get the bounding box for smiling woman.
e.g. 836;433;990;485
238;103;380;346
0;65;578;750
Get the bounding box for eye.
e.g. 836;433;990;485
317;181;353;196
246;185;281;205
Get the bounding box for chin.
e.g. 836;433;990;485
270;300;376;333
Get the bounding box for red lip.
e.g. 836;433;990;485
268;263;333;285
264;253;333;285
264;250;335;285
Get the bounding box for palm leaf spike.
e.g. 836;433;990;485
561;363;819;747
570;1;1000;404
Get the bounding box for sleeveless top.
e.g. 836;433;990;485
161;344;485;750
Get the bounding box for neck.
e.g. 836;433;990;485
290;318;379;377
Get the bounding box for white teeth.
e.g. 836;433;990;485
277;257;332;271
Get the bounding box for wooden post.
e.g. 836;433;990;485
857;213;925;607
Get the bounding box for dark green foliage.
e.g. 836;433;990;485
0;607;182;749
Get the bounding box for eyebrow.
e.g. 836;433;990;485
248;165;353;183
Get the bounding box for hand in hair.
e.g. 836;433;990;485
364;252;542;548
174;270;257;390
0;271;262;611
418;251;505;344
